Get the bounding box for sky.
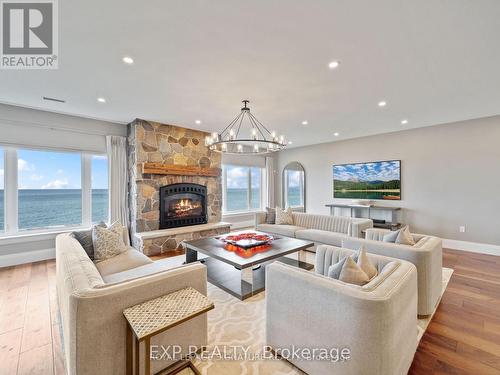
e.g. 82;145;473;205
226;166;261;189
0;148;108;190
333;160;400;182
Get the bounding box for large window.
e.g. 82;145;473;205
0;146;109;235
0;147;4;233
18;149;82;230
91;155;108;223
223;165;264;213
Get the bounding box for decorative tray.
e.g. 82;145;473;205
219;232;274;249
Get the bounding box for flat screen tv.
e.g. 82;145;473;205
333;160;401;200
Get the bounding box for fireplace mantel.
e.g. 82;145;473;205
142;162;221;177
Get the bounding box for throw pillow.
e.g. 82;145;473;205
395;225;415;245
92;222;127;263
383;230;399;243
357;248;378;280
327;256;347;279
338;256;370;286
71;222;106;260
275;207;293;225
265;207;276;224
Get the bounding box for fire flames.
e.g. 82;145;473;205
172;199;201;217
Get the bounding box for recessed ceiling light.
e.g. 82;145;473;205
378;101;387;107
334;132;340;137
195;120;202;124
328;61;340;69
288;141;293;145
401;119;408;124
97;97;106;103
301;120;308;125
122;56;134;64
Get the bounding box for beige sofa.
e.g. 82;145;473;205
342;228;442;316
255;211;373;248
56;232;208;375
266;245;418;375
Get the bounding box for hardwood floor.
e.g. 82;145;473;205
1;249;500;374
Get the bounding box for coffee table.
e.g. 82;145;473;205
184;232;314;300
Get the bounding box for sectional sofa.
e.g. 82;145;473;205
255;211;373;248
56;231;208;375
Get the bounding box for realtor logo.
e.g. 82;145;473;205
1;0;58;69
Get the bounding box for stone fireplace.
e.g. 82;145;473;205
159;183;207;229
127;119;230;256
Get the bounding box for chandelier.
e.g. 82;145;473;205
205;100;287;154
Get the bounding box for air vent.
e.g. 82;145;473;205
43;96;66;103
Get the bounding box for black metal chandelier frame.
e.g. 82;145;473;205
205;100;286;154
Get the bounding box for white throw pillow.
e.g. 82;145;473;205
93;221;127;263
339;256;370;286
357;247;378;280
275;207;293;225
395;225;415;245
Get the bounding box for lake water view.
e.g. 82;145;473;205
0;189;108;231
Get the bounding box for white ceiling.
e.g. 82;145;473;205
1;0;500;148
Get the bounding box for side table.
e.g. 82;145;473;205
123;287;214;375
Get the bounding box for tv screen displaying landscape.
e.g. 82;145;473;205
333;160;401;200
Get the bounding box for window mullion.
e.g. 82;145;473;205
4;147;18;234
82;154;92;227
222;166;227;213
247;167;251;211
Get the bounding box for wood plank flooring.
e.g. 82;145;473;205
1;249;500;374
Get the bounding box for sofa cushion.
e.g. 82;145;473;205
295;229;346;247
327;256;347;279
92;222;128;262
256;224;304;237
396;226;416;245
265;207;276;224
95;248;153;277
102;257;184;284
292;212;352;234
382;230;399;243
72;222;106;260
357;248;378;279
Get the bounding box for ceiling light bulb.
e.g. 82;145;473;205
401;119;408;124
122;56;134;64
221;143;227;151
328;61;340;69
302;120;308;125
251;128;257;139
288;141;293;145
97;97;106;103
195;120;201;124
237;144;243;152
334;132;339;137
378;101;387;107
253;144;259;152
212;132;219;141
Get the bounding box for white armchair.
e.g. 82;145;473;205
266;245;418;375
342;228;442;316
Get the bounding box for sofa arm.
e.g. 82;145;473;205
266;261;417;375
255;211;267;227
350;219;373;238
66;264;208;375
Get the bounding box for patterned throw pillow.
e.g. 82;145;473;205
72;222;106;260
275;207;293;225
92;221;127;263
339;256;370;286
265;207;276;224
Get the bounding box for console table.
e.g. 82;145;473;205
325;203;402;230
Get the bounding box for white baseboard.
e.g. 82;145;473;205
443;239;500;256
0;248;55;268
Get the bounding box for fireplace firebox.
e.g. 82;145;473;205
159;183;208;229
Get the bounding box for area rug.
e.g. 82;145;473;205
186;264;454;375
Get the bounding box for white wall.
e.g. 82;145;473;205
276;115;500;246
0;104;126;266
